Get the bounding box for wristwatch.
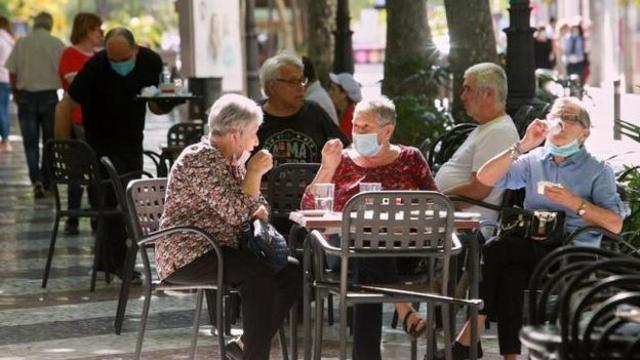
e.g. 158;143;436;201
576;200;588;216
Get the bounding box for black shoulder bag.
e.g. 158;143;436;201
498;207;567;247
241;219;290;272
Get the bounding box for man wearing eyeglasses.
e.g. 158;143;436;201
257;53;348;167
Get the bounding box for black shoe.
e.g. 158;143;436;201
224;340;244;360
63;221;80;235
113;269;142;285
433;341;483;360
33;182;47;199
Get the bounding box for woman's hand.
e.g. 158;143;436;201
321;139;343;171
520;118;548;152
252;205;269;221
544;185;582;211
246;149;273;176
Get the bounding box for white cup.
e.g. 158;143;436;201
537;181;563;194
312;183;335;211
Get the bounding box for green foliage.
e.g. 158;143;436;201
391;95;454;148
620;165;640;249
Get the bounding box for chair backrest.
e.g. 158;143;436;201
267;163;320;220
341;191;456;253
427;123;477;172
167;122;204;148
46;139;102;187
125;178;168;241
512;105;535;137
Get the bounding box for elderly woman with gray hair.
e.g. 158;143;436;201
302;96;438;360
157;94;301;360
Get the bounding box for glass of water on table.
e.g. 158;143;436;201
312;183;335;212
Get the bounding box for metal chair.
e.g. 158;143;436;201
100;156;153;335
303;191;483;360
144;122;204;176
426;123;477;173
126;178;290;360
42;139;120;291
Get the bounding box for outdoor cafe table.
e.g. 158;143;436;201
290;209;483;360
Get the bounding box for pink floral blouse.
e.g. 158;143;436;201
301;146;438;212
156;139;267;280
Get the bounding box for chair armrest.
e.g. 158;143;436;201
564;225;622;245
448;194;502;212
311;231;343;256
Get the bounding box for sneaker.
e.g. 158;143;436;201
63;221;80;235
33;182;47;199
224;339;244;360
433;341;483;360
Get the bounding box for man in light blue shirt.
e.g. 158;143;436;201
440;97;625;360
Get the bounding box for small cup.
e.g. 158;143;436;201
359;182;382;193
312;183;335;211
537;181;563;194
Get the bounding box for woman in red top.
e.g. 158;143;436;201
302;96;438;360
58;12;103;235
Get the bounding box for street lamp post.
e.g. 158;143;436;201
505;0;538;113
245;0;261;100
333;0;354;73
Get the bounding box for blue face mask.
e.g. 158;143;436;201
110;58;135;76
353;132;382;157
544;139;582;157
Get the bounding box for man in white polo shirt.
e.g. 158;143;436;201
435;62;519;234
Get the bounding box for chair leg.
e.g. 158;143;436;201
217;288;226;360
90;215;104;292
289;302;298;360
338;294;348;360
442;304;453;360
327;293;334;326
303;272;312;360
189;289;203;360
42;214;61;288
134;285;152;360
313;290;324;360
425;302;436;360
278;325;289;360
114;241;137;334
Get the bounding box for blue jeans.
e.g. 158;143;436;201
16;90;57;187
0;83;9;142
67;125;86;223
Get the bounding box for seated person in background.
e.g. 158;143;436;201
435;62;519;237
328;72;362;140
301;96;437;360
157;94;301;360
441;96;626;360
302;56;338;125
257;53;348;167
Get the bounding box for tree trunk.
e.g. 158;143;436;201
275;0;295;52
382;1;436;97
587;0;604;86
304;0;336;86
444;0;498;121
290;0;306;49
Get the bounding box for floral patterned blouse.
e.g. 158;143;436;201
156;139;267;281
301;145;438;211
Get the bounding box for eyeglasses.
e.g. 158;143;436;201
547;113;582;126
274;77;308;87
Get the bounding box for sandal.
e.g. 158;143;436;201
402;309;427;339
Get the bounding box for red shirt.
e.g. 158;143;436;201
59;47;93;125
339;102;355;140
302;146;438;212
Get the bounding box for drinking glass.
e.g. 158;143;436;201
359;182;382;193
312;183;335;212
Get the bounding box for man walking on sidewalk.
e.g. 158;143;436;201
6;12;65;198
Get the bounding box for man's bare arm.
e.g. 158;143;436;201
440;173;493;209
54;95;80;139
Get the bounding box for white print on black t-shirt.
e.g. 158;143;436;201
263;129;319;166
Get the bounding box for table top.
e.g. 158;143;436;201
289;210;481;231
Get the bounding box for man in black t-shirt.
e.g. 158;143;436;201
257;53;348;167
54;27;176;276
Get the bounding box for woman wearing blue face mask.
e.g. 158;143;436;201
301;96;438;360
440;96;626;360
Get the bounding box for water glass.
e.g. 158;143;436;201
359;182;382;193
312;183;335;212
